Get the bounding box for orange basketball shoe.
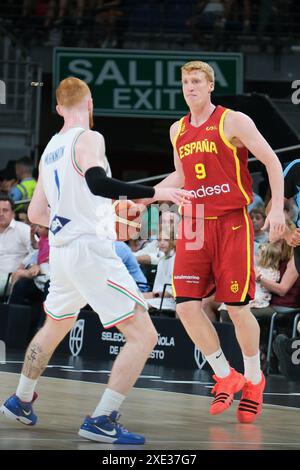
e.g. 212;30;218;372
210;367;246;415
236;372;266;423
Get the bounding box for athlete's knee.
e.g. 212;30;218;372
137;320;158;351
176;301;202;323
226;304;252;325
120;312;158;351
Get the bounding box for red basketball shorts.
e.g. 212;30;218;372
173;207;255;303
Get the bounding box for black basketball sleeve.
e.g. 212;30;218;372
284;162;300;199
85;166;155;199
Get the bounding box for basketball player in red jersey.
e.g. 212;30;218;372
155;61;286;423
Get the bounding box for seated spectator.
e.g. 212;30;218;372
251;233;299;311
0;195;31;297
186;0;224;42
251;242;281;308
133;238;163;266
143;231;176;311
160;208;180;239
95;0;123;48
114;241;150;292
250;206;269;245
0;161;17;196
9;226;50;305
9;157;37;212
127;238;148;253
133;208;180;266
266;255;300;310
15;209;40;250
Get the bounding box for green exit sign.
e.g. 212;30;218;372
53;48;243;118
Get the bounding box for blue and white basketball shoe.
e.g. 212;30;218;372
0;392;38;425
79;410;145;444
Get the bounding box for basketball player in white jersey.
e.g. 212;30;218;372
0;77;192;444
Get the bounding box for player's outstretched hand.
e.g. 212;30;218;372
153;187;193;205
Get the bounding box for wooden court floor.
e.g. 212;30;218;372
0;371;300;450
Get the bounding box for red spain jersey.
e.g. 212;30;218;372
174;105;253;218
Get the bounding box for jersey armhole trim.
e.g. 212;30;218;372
172;117;185;150
71;130;86;176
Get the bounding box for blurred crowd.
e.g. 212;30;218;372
0;0;299;50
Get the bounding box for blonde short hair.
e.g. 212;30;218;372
56;77;91;108
181;61;215;83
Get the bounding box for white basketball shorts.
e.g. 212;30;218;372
44;236;147;328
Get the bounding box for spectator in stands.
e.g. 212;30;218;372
160;208;180;239
9;157;37;212
0;195;31;297
250;206;269;244
114;241;150;292
127;238;148;253
9;226;49;305
0;160;17;196
15;209;40;250
261;252;300;311
133;236;163;266
143;230;176;312
257;0;288;51
223;0;252;32
94;0;123;48
132;209;178;267
186;0;225;46
251;242;281;308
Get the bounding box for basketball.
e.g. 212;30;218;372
112;199;142;241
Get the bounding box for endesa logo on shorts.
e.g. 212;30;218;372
190;183;230;198
50;215;71;235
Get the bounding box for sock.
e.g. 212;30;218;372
205;348;230;378
16;374;37;402
243;352;262;385
91;388;125;418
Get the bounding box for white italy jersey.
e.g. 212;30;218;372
41;127;116;246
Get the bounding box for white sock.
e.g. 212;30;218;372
16;374;37;402
91;388;125;418
243;353;262;385
205;348;230;378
